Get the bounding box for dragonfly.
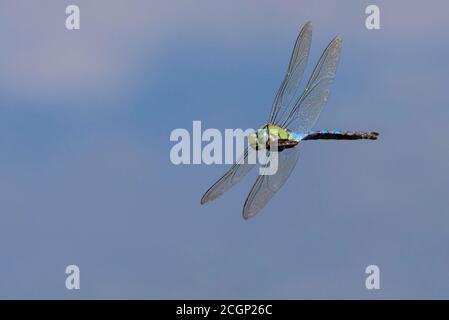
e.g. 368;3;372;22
200;21;379;220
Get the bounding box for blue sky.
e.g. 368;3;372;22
0;0;449;298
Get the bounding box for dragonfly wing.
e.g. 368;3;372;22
201;147;256;204
282;36;342;133
243;147;300;219
268;21;312;126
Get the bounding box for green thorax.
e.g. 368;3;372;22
248;123;296;150
260;124;292;140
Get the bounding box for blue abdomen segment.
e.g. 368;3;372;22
290;132;307;140
291;130;342;140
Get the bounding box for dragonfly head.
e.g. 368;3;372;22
248;125;273;150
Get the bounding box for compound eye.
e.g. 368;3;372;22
258;130;269;144
248;132;258;149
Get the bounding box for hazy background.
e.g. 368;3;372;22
0;0;448;299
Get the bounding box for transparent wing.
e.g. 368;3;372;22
268;21;312;126
243;147;300;219
282;36;342;132
201;147;256;204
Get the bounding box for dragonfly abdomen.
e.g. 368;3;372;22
301;130;379;140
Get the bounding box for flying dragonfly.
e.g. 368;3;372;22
200;21;379;219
